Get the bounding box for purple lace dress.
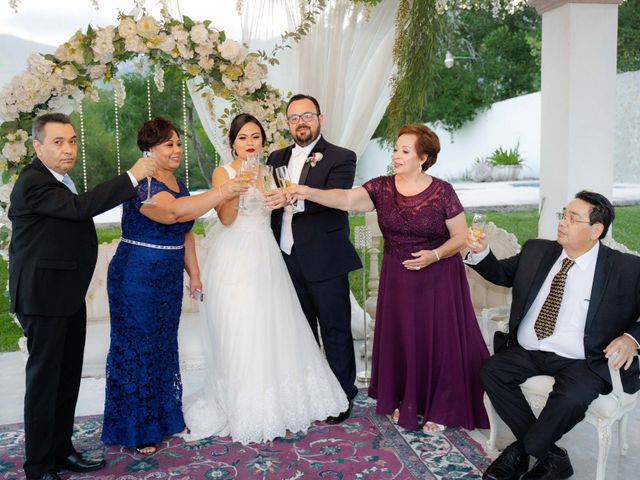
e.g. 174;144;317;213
363;175;489;430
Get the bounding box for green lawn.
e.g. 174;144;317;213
2;206;640;352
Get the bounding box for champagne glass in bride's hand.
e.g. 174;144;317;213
275;165;303;212
260;164;275;210
238;157;258;210
141;151;155;205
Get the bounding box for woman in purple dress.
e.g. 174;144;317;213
288;124;489;433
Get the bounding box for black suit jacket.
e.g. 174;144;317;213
469;239;640;394
267;136;362;281
8;157;136;317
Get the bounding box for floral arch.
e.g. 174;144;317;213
0;11;291;185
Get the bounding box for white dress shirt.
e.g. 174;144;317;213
280;137;320;254
466;243;640;354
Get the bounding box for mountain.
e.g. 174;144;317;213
0;34;55;88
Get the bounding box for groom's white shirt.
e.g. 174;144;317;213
280;136;320;254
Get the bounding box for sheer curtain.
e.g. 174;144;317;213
183;0;397;161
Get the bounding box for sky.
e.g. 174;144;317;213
0;0;243;46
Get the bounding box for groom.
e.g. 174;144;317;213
266;94;361;422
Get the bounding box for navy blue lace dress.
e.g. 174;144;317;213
102;178;193;448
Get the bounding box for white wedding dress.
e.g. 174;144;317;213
182;165;348;445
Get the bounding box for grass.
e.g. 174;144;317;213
2;206;640;352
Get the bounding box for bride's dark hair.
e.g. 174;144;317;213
228;114;267;156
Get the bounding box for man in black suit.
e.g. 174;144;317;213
9;113;156;480
466;191;640;480
264;94;361;422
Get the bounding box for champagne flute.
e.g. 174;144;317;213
275;165;303;212
261;164;274;210
471;213;487;241
238;156;258;210
141;151;155;205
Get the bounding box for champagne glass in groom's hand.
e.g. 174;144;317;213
275;165;303;212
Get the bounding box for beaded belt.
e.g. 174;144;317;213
121;238;184;250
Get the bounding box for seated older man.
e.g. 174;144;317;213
466;190;640;480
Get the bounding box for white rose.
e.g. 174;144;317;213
92;26;115;63
158;36;177;56
2;142;27;164
243;60;266;81
118;16;137;38
198;56;214;71
195;43;214;58
218;39;247;64
190;23;209;45
16;129;29;142
21;73;43;95
125;35;148;54
136;15;160;39
88;64;107;80
176;43;193;60
171;25;189;44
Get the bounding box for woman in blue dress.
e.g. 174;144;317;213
102;117;247;454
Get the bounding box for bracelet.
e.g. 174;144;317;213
433;249;440;261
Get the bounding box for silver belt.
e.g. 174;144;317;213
121;238;184;250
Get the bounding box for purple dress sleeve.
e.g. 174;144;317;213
362;176;387;208
441;181;464;219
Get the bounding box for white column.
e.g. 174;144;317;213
529;0;621;239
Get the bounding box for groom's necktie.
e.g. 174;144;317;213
62;175;78;194
534;257;575;340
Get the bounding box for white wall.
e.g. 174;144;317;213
356;70;640;186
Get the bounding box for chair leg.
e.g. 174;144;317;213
484;393;498;452
619;413;630;455
595;423;613;480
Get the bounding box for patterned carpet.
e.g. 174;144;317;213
0;393;490;479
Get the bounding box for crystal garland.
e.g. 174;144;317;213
181;80;189;189
114;88;121;176
78;103;88;192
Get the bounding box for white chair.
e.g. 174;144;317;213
484;237;640;480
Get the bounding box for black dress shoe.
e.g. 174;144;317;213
27;473;61;480
522;448;573;479
56;453;106;473
326;399;354;425
483;442;530;480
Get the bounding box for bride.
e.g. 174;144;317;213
183;114;348;444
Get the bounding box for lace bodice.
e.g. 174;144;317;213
222;164;270;230
362;175;463;259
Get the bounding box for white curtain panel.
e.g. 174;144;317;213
178;0;397;161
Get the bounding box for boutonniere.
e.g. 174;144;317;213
306;152;323;168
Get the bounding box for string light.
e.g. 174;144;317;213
182;80;190;189
146;79;152;120
114;88;121;176
79;102;88;192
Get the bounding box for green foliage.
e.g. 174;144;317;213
487;144;524;166
379;0;442;144
69;67;219;192
618;0;640;72
0;257;21;352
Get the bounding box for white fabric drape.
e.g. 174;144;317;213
182;0;397;161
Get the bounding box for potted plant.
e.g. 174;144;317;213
487;144;525;181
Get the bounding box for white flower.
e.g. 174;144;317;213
158;36;177;57
218;39;247;64
59;64;78;81
118;16;138;38
27;54;54;77
92;26;115;64
2;142;27;164
171;25;190;44
243;60;266;81
136;15;160;39
195;43;214;58
125;35;148;54
190;23;209;45
177;43;194;60
88;65;107;80
198;55;214;71
154;63;165;93
111;78;126;107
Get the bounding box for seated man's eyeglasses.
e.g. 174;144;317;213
287;112;319;124
555;210;591;225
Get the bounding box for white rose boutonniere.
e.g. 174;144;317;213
306;152;323;168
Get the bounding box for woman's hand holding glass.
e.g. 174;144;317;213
238;157;259;210
218;177;250;201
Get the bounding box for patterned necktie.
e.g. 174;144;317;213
534;257;575;340
62;175;78;194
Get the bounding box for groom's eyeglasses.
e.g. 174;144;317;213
287;112;319;124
